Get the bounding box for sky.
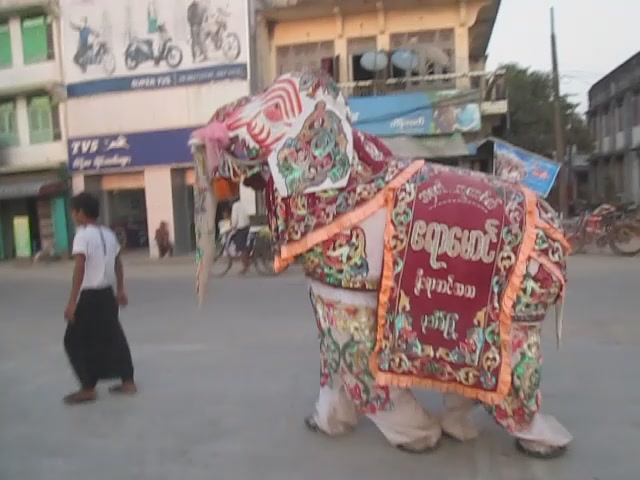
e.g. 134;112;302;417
487;0;638;112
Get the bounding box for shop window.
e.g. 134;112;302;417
602;108;610;136
588;113;597;142
0;100;18;147
276;41;335;78
616;100;624;132
320;56;339;82
389;30;455;84
27;95;61;144
614;156;625;196
21;15;54;64
351;54;374;81
0;22;12;68
347;37;378;82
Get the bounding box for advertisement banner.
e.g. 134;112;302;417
68;127;193;171
60;0;249;97
349;91;481;137
493;140;560;198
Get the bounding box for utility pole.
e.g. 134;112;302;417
551;7;568;217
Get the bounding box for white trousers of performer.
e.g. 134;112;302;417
441;394;572;448
309;281;441;450
310;281;572;451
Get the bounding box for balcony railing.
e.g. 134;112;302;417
338;69;507;104
0;0;55;14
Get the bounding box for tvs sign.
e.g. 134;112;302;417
68;127;193;172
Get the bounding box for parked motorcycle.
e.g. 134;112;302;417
77;40;116;76
124;36;183;70
202;7;241;61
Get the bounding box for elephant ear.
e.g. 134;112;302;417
267;72;354;198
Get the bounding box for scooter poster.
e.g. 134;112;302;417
60;0;249;97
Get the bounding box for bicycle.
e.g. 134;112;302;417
211;226;276;277
564;202;640;256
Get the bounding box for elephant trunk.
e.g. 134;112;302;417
193;145;218;306
191;121;230;305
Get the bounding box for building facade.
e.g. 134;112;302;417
253;0;507;175
0;0;70;260
62;0;254;257
588;51;640;204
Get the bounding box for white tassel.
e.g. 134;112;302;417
555;299;565;350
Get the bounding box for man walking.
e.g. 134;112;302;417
63;193;137;405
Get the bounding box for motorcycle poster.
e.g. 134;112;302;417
60;0;248;96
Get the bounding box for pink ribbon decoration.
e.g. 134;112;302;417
193;122;231;179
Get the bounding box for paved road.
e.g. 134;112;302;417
1;255;639;480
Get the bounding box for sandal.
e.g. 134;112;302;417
63;390;97;405
108;383;138;395
396;438;441;454
304;415;322;434
515;439;568;459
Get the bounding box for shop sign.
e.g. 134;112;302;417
68;127;193;172
492;140;560;198
349;91;481;137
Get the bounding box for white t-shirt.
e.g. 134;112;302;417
231;201;250;230
72;225;121;291
218;219;231;235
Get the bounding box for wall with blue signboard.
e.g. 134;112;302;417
68;127;193;172
60;0;249;97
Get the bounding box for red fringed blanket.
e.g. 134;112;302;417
371;164;538;403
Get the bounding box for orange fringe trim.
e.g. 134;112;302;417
273;161;425;269
537;218;572;254
370;187;540;405
530;250;567;299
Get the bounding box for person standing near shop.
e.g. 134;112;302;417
155;221;173;258
63;193;137;405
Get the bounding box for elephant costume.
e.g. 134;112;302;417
190;72;572;458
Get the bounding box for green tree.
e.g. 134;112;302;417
502;63;593;156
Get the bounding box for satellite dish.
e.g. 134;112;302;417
391;49;419;72
360;51;389;72
423;45;450;67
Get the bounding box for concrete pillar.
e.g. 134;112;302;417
71;174;85;194
254;12;270;91
99;189;111;226
376;32;390;52
8;16;23;67
334;36;348;84
454;25;470;89
144;167;174;258
171;169;192;255
268;25;277;85
15;97;29;146
630;152;640;203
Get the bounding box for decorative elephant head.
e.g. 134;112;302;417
190;71;354;303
